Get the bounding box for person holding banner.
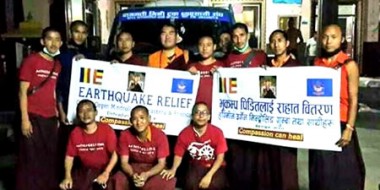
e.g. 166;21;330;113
110;31;146;66
57;20;94;126
223;23;267;189
59;99;118;190
187;35;223;111
113;105;176;190
255;29;301;190
161;102;228;190
16;26;63;190
148;23;189;70
309;24;365;190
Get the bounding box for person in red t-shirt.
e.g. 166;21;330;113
255;30;301;190
187;35;223;111
112;105;176;190
16;26;63;190
223;23;267;190
110;31;146;66
224;23;267;68
59;99;118;190
161;102;228;190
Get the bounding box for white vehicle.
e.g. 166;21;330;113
106;1;235;60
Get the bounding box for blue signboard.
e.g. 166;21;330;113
119;9;230;22
273;0;302;4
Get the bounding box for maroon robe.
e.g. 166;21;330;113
255;56;301;190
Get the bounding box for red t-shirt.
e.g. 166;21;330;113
187;60;223;111
66;123;117;169
224;50;267;68
174;124;228;167
118;125;170;164
19;53;61;117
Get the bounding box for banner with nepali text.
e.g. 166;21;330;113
67;59;200;135
212;66;342;151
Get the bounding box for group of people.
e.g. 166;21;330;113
16;18;365;190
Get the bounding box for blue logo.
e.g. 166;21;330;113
171;78;193;94
307;79;333;97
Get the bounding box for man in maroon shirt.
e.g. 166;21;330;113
224;23;267;190
111;31;146;66
112;105;176;190
187;35;223;111
59;99;118;190
224;23;267;68
161;102;228;189
16;26;63;190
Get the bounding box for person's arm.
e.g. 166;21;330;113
298;30;304;44
120;155;134;177
95;151;118;185
19;81;32;138
160;155;183;180
337;61;359;147
57;101;69;125
304;40;310;56
199;153;225;189
59;156;74;190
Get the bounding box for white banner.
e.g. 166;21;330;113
67;59;200;135
212;67;342;151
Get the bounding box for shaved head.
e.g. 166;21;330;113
321;24;344;53
323;24;342;36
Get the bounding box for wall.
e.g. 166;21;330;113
22;0;50;28
98;0;115;44
265;0;310;44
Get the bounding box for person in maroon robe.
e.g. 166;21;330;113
256;29;301;190
110;31;146;66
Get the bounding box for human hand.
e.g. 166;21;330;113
160;169;176;180
198;174;212;189
59;112;70;125
210;65;220;74
74;54;85;61
336;128;353;147
188;66;198;75
110;59;118;64
59;177;73;190
21;120;33;138
133;173;145;188
95;172;109;187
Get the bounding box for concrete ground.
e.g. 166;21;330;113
298;127;380;190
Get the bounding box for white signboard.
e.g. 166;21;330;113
67;59;200;135
212;67;342;151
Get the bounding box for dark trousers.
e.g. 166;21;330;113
184;163;228;190
16;114;59;190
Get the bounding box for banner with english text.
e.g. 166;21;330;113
212;67;342;151
67;59;200;134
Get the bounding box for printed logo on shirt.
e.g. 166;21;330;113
80;67;103;85
129;145;156;155
187;140;215;161
76;142;105;152
307;79;333;97
171;78;193;94
219;77;237;94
